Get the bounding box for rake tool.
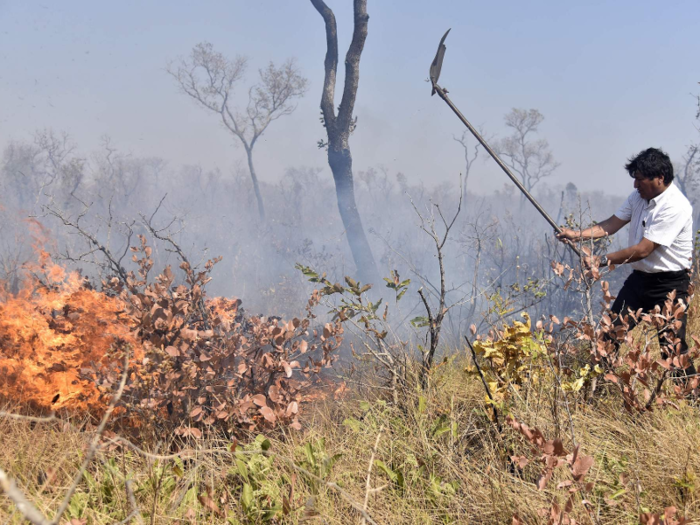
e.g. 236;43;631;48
429;29;582;258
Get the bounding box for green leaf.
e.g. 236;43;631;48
322;453;342;477
431;414;451;437
304;443;316;468
433;425;451;437
374;460;398;482
295;263;318;280
411;316;429;328
241;483;254;510
418;395;427;414
342;418;362;432
235;458;249;482
609;488;627;500
396;470;405;491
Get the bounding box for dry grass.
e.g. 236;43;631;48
2;357;700;524
4;304;700;523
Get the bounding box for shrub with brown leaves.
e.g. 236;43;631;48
508;416;594;524
82;236;345;437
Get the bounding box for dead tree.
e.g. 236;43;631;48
410;179;463;389
494;108;559;198
676;145;699;203
168;43;308;221
677;94;700;204
310;0;378;283
453;129;482;199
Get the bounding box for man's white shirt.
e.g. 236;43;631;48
614;182;693;273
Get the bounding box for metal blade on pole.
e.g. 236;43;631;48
428;31;582;258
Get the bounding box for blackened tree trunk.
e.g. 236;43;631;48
310;0;378;283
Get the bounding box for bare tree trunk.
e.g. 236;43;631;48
244;145;265;221
311;0;378;284
328;147;376;278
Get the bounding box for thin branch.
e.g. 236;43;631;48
117;479;143;525
0;411;56;423
464;336;502;433
0;468;50;525
51;349;130;525
360;425;384;525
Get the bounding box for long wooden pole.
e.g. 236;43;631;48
432;83;582;258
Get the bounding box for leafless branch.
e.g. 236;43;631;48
464;336;502;433
115;480;143;525
43;201;131;286
360;425;384;525
51;349;130;525
0;468;50;525
0;411;56;423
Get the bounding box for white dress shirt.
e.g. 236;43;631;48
614;182;693;273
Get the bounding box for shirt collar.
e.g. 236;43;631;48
648;181;675;208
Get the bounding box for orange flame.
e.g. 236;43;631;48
0;252;142;413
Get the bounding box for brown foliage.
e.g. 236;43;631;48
507;416;594;524
1;235;344;437
551;260;700;411
86;235;344;437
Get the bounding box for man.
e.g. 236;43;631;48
557;147;696;376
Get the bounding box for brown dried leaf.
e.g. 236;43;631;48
252;394;267;407
260;406;276;423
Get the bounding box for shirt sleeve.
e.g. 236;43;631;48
644;204;691;247
614;192;634;222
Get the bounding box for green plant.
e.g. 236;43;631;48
232;435;285;522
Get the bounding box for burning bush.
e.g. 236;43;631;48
0;235;344;437
0;250;141;412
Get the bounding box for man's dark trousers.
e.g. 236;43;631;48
611;269;696;376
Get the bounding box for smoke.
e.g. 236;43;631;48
0;130;631;348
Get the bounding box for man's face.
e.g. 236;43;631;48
633;172;666;201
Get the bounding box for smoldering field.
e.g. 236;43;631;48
0;129;626;336
3;114;700;524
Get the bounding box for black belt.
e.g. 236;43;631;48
632;269;690;279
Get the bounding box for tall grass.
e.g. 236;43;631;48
2;348;700;523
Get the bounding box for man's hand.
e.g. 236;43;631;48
556;228;579;243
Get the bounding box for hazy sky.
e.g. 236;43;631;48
1;0;699;197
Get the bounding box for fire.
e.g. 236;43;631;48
0;252;142;413
0;227;341;434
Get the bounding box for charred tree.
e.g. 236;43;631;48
310;0;378;283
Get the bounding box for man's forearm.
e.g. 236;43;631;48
606;241;655;265
577;217;622;240
577;224;610;240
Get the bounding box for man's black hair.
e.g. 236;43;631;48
625;147;674;185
